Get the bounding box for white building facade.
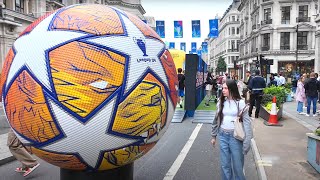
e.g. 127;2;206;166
238;0;318;79
0;0;146;72
209;1;241;77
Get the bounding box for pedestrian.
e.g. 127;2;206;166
296;76;306;115
243;71;253;103
248;69;266;118
7;129;40;177
278;73;286;86
268;74;277;87
291;77;298;94
204;70;215;107
211;79;253;180
177;68;185;108
304;72;320;117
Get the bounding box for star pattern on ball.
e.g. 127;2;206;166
40;96;140;169
85;10;168;95
5;11;88;92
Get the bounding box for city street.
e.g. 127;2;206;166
0;118;258;180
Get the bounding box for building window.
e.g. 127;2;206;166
232;16;235;22
262;33;270;51
262;8;272;24
237;27;239;34
79;0;86;3
15;0;24;13
297;5;310;22
281;6;290;24
280;32;290;50
299;5;308;18
297;31;308;50
264;8;271;20
231;27;235;35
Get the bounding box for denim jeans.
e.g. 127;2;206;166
292;87;297;94
297;101;304;113
218;129;245;180
307;96;318;115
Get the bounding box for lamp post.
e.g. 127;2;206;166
296;25;299;75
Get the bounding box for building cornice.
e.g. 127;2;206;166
0;8;36;24
219;21;240;32
106;0;146;14
238;0;248;12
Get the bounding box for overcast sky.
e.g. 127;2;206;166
141;0;233;52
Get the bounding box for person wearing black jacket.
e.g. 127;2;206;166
304;72;320;117
204;71;216;106
248;70;266;118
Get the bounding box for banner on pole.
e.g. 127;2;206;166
169;42;175;49
174;21;183;38
201;42;208;54
209;19;219;38
156;21;165;38
180;42;186;52
192;20;201;38
191;42;197;53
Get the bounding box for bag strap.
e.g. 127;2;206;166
238;104;249;122
236;101;240;116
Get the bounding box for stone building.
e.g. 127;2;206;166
209;0;241;77
238;0;318;79
0;0;146;71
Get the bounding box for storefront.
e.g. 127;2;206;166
278;60;314;78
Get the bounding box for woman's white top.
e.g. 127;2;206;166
220;99;246;130
206;84;213;91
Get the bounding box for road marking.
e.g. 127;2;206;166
257;160;272;167
163;123;203;180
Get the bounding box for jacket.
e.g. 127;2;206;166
304;78;320;97
248;76;266;95
295;81;306;102
211;100;253;154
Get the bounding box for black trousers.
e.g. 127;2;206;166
249;94;262;117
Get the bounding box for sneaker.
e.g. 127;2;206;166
23;163;40;177
306;114;310;117
255;114;259;118
15;167;27;173
298;112;305;115
313;114;317;117
180;104;183;108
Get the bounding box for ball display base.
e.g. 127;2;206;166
60;163;133;180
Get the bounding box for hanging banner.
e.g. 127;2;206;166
156;21;165;38
174;20;183;38
201;42;208;54
180;42;186;52
209;19;219;38
191;42;197;53
192;20;201;38
169;42;175;49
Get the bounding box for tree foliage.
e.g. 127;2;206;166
216;56;226;73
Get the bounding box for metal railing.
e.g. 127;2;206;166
296;17;310;22
297;44;308;50
261;19;272;25
280;45;290;50
261;46;270;51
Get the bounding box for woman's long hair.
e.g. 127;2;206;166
217;79;242;122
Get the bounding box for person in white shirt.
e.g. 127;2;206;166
278;73;286;86
211;79;253;180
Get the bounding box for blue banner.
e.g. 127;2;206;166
209;19;219;38
191;42;197;53
156;21;165;38
201;42;208;54
142;20;147;24
169;42;175;49
192;20;201;38
180;42;186;52
174;21;183;38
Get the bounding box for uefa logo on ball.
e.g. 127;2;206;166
1;4;178;171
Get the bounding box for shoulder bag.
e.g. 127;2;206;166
233;103;248;141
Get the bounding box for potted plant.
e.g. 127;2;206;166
259;86;287;121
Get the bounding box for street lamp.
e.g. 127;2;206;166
296;25;299;75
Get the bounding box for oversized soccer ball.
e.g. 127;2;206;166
1;4;178;171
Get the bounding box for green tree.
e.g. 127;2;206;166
216;56;226;73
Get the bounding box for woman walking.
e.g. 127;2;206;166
296;76;306;114
211;79;253;180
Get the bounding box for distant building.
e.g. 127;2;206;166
209;1;241;77
238;0;317;78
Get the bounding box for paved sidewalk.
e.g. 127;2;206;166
253;103;320;180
